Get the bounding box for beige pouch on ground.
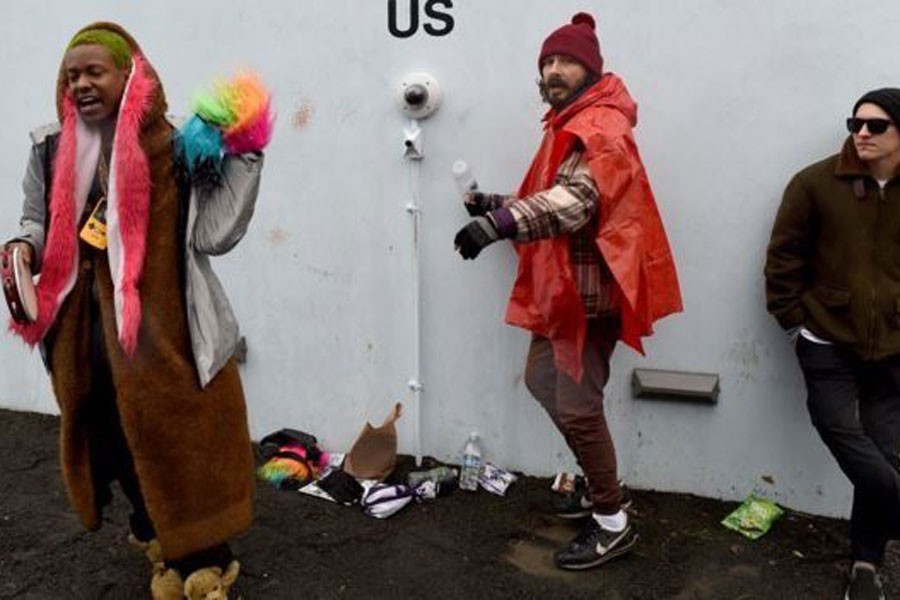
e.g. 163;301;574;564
343;403;403;481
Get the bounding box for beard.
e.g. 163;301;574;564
537;73;598;108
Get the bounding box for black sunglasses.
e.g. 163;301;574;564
846;117;894;135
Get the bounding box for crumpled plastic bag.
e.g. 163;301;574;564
722;494;784;539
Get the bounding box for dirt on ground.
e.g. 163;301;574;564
0;408;897;599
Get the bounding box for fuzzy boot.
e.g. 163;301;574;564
130;534;185;599
183;561;240;600
151;567;186;600
127;534;165;572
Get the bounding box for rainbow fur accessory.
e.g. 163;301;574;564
176;71;273;188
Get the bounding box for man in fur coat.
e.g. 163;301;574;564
4;22;266;599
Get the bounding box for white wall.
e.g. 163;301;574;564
2;0;895;517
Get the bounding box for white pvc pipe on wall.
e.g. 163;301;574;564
405;119;424;467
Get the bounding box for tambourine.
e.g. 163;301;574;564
1;245;38;324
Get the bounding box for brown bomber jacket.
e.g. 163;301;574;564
765;137;900;360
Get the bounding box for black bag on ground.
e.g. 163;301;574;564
318;470;364;505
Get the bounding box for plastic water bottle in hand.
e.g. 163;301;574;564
459;432;483;492
452;160;479;197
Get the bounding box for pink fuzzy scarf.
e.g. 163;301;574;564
11;55;156;357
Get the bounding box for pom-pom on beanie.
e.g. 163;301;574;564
539;12;603;76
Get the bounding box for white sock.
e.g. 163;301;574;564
852;561;877;574
594;510;627;532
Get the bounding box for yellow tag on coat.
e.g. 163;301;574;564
79;198;108;249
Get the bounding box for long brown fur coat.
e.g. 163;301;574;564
43;22;253;561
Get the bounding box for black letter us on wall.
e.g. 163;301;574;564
388;0;455;37
388;0;419;38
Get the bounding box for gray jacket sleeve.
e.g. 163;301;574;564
191;152;264;256
11;144;47;272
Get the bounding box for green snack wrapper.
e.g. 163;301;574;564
721;495;784;540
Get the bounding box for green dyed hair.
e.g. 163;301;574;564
67;29;132;69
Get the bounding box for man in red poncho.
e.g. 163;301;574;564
454;12;682;570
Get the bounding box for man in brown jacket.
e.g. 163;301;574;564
765;88;900;600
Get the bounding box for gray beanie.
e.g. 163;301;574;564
853;88;900;125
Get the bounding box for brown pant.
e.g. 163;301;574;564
524;317;621;514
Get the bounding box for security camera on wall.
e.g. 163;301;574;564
398;73;441;119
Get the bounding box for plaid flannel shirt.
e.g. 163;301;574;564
489;149;619;316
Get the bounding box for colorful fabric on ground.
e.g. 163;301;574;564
257;442;329;490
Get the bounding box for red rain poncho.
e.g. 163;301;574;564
507;73;682;381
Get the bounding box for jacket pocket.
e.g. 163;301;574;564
811;285;851;308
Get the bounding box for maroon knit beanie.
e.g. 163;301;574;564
539;12;603;76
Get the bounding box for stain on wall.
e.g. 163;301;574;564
293;99;315;129
267;227;290;245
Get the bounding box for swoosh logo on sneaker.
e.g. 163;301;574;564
595;529;629;556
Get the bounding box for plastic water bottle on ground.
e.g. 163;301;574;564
459;432;483;492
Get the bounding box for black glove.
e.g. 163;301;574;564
454;216;499;260
463;192;506;217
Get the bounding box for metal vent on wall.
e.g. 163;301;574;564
632;368;720;404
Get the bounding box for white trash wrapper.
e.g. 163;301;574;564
479;463;517;496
